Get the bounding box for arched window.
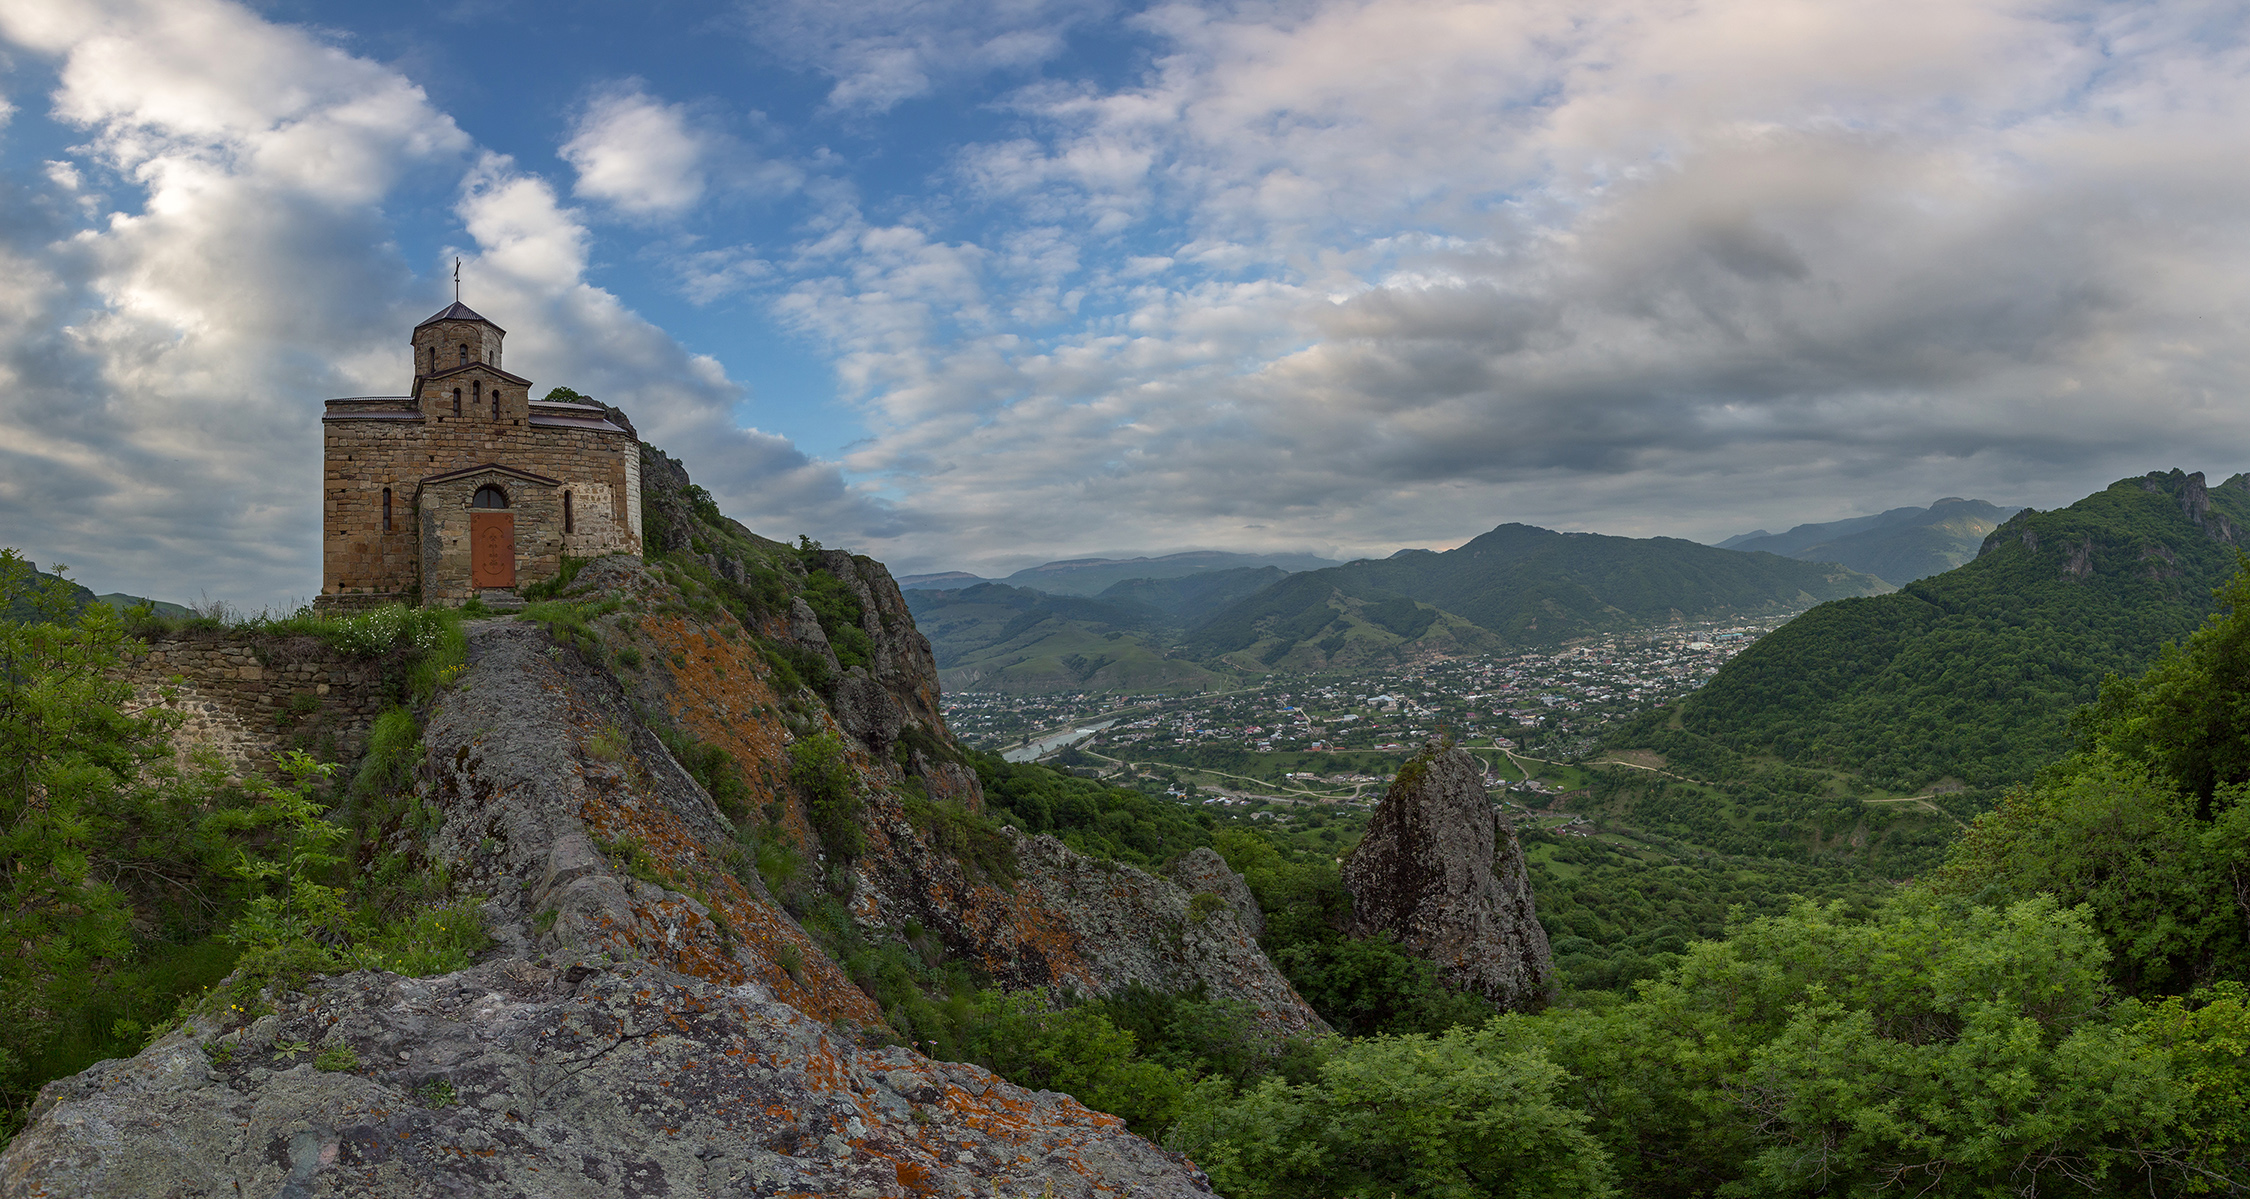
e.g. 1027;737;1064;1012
458;344;468;366
452;388;462;416
563;490;574;534
382;487;392;531
472;486;509;509
491;386;501;421
472;380;481;416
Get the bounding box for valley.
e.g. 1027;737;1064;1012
947;608;1961;996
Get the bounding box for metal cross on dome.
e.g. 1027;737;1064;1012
453;257;461;302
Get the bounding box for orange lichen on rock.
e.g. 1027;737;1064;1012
576;762;881;1026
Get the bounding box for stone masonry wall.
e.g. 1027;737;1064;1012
322;417;638;600
121;633;402;776
412;318;504;376
417;471;563;605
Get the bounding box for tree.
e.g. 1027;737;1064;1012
2076;552;2250;816
0;554;170;1087
1168;1021;1616;1199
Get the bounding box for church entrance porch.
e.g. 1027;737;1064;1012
470;511;516;588
415;463;562;606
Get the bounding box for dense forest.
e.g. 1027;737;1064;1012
1626;470;2250;790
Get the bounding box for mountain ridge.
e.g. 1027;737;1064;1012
1187;522;1892;666
1718;498;2021;584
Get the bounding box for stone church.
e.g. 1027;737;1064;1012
319;303;642;607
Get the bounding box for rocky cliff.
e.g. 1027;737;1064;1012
1;445;1316;1196
1341;743;1552;1011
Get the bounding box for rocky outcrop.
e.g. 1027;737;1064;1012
1342;743;1552;1011
1;619;1217;1197
0;960;1209;1198
853;832;1321;1035
1167;847;1265;940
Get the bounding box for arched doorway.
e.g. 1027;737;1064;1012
469;486;515;588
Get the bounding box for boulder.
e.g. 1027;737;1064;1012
1342;743;1552;1010
1166;847;1266;940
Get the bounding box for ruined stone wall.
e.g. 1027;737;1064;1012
121;633;402;775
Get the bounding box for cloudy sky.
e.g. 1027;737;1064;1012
1;0;2246;605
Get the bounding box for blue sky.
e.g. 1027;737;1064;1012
2;0;2249;607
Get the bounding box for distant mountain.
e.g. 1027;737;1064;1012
896;571;988;590
1719;498;2021;584
898;551;1342;595
1094;567;1287;624
912;525;1889;691
994;551;1343;596
1635;470;2249;789
1187;523;1891;666
901;583;1234;694
95;593;192;617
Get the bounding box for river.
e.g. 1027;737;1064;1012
1000;720;1117;762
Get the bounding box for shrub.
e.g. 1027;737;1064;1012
1168;1023;1614;1199
789;733;863;859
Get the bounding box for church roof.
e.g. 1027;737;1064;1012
415;302;507;333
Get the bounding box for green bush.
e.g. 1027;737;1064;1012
1169;1022;1615;1199
352;707;420;798
520;555;591;602
799;569;874;670
655;724;751;817
900;790;1017;885
963;992;1194;1139
789;733;863;859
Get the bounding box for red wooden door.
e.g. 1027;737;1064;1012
470;512;516;588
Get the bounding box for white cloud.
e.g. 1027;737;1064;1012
562;84;709;218
745;0;1117;112
450;155;898;542
764;0;2250;573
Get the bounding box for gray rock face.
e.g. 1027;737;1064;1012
1166;847;1266;940
1342;744;1552;1010
0;621;1217;1198
1;960;1210;1199
848;828;1324;1037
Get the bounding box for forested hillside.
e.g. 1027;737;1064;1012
996;550;1342;596
1190;522;1889;661
1625;469;2250;789
902;582;1236;692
